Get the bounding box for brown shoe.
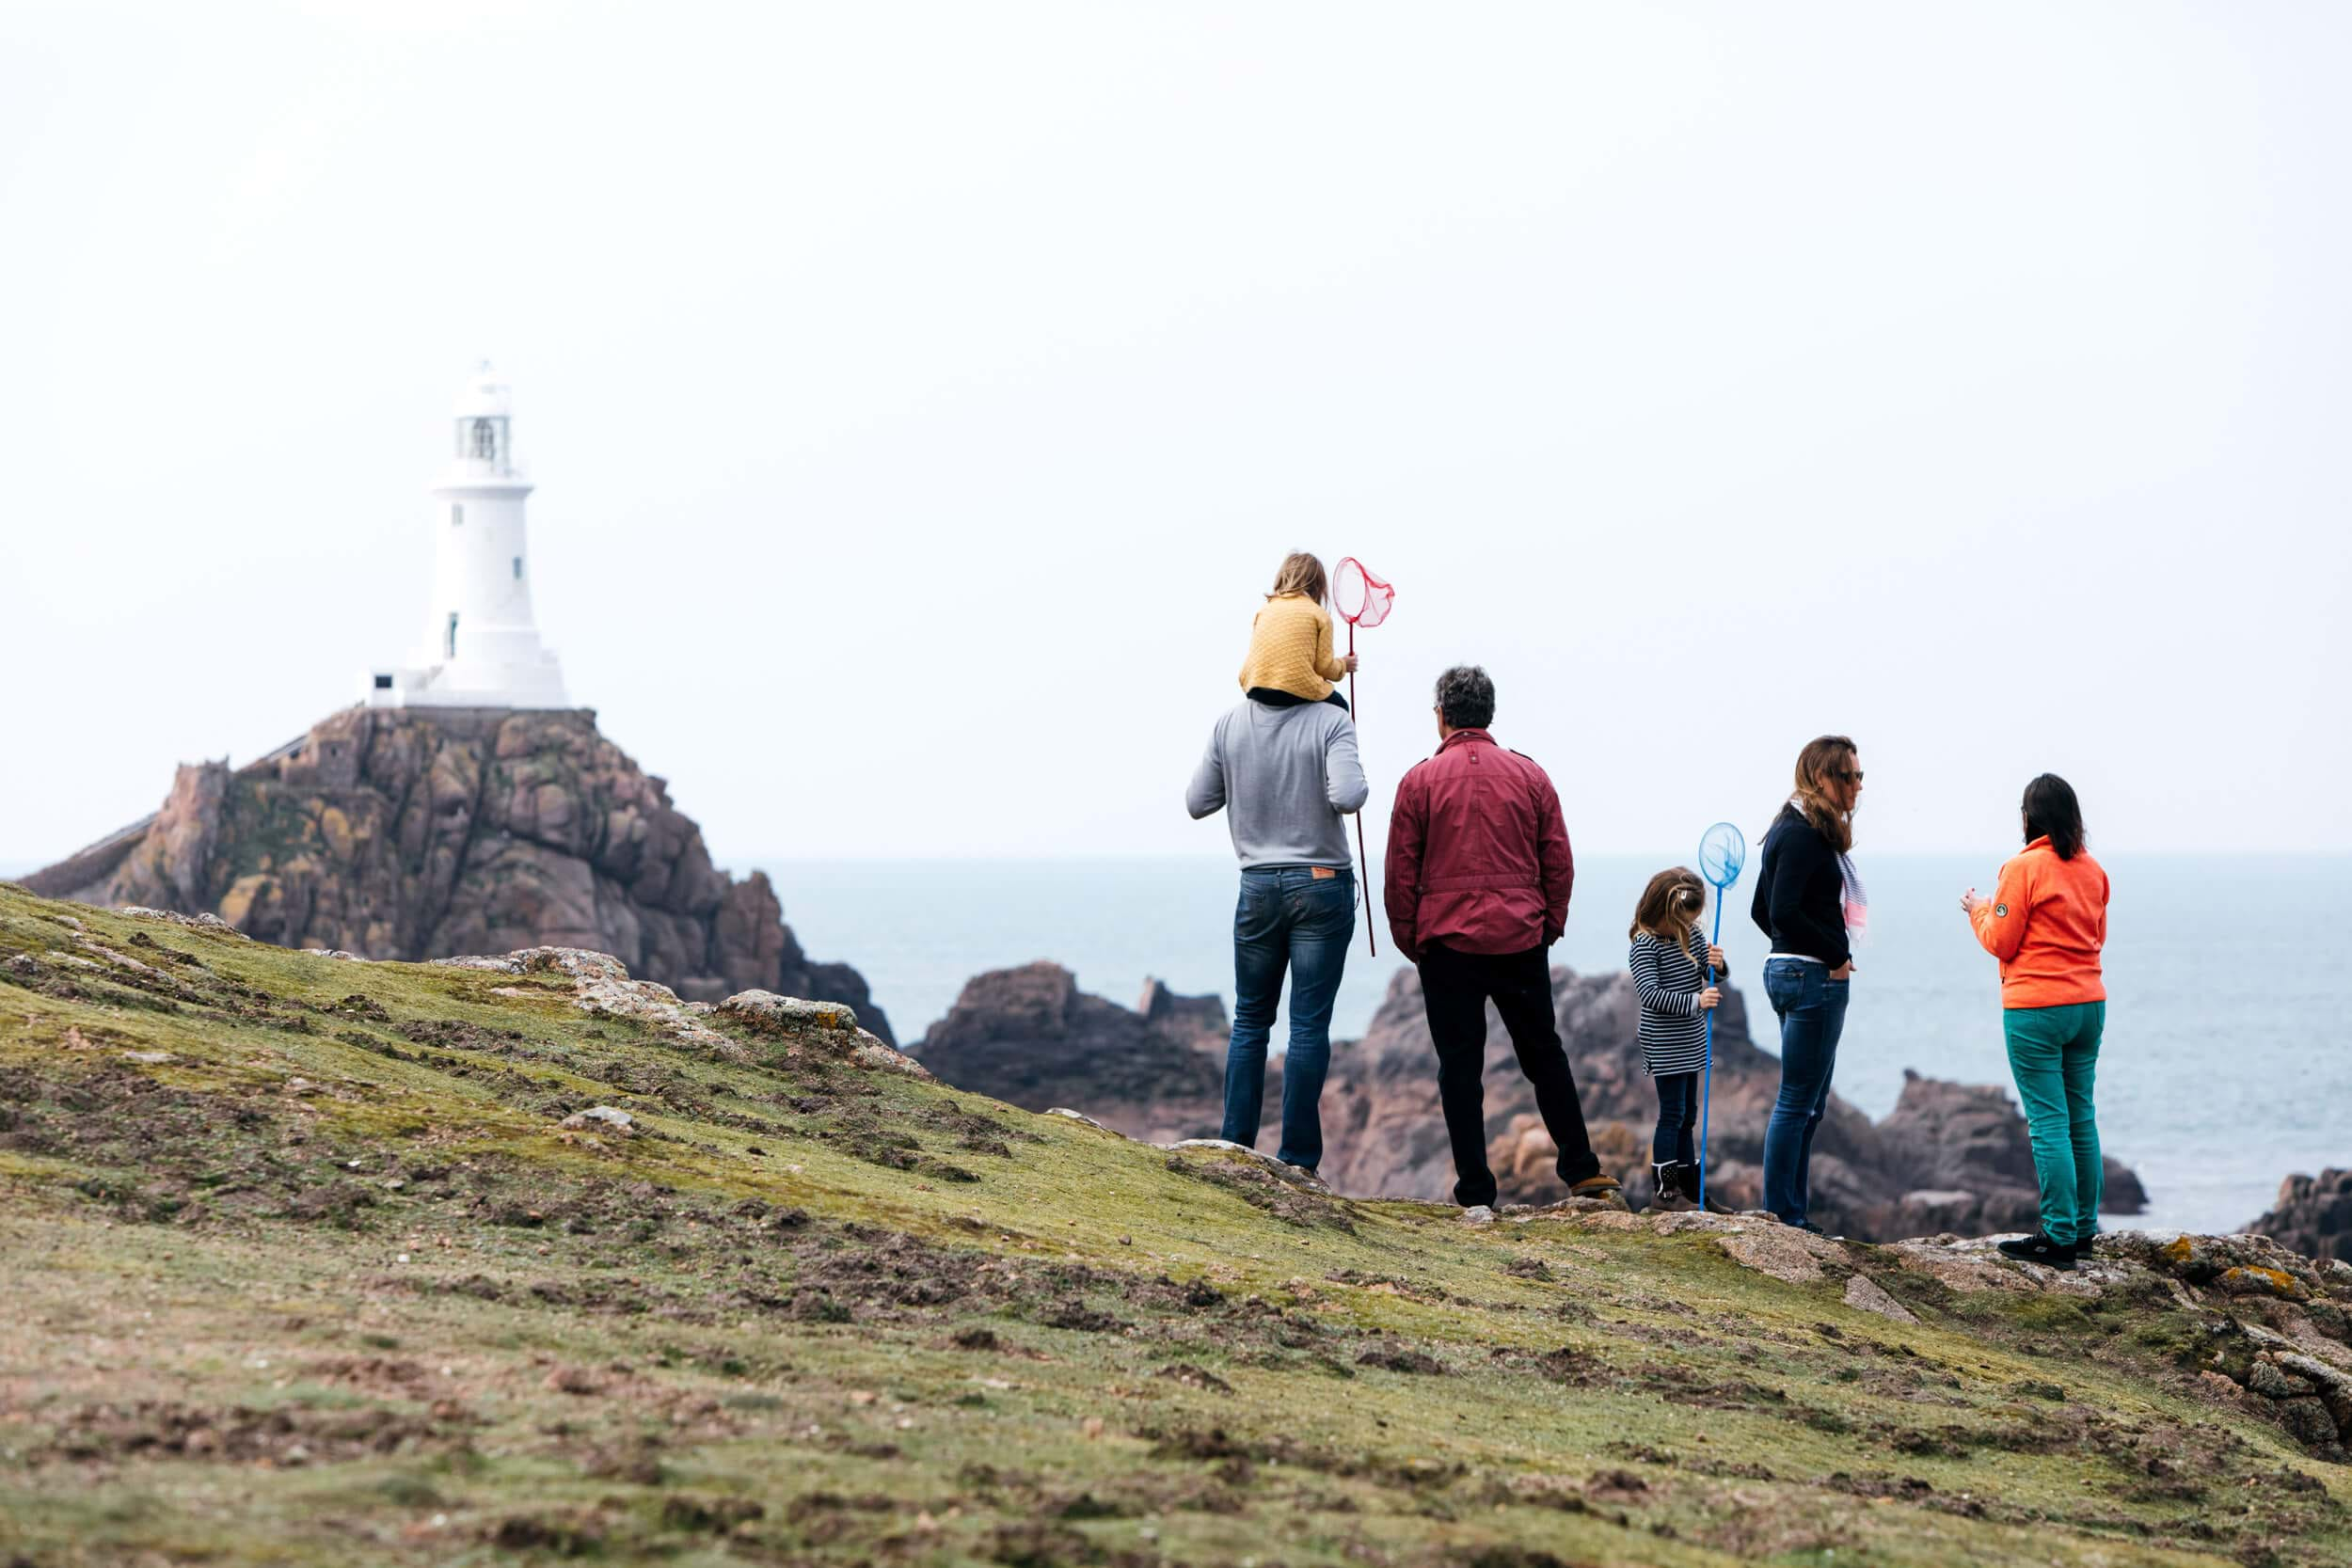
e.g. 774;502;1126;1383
1649;1164;1697;1212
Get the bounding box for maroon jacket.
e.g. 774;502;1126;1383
1383;728;1573;963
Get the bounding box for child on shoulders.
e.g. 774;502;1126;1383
1239;552;1355;709
1629;868;1727;1212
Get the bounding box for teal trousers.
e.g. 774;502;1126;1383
2002;1001;2105;1245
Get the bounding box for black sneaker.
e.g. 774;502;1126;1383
1996;1232;2076;1270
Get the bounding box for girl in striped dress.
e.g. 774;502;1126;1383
1629;868;1726;1213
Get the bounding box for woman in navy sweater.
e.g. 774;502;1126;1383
1750;735;1867;1232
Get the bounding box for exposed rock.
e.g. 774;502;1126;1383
1842;1274;1919;1323
717;990;923;1077
560;1106;636;1132
1883;1237;2040;1295
2249;1168;2352;1263
24;707;890;1042
1717;1224;1846;1284
914;964;1230;1144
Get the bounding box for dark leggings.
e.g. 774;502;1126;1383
1246;686;1349;712
1652;1070;1698;1164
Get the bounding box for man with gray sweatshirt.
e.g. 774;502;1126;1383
1185;697;1370;1178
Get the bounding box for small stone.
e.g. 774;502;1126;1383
1461;1206;1497;1227
1080;1417;1104;1439
560;1105;634;1132
1842;1274;1919;1324
2249;1360;2298;1400
543;1366;602;1395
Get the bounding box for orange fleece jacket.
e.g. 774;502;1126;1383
1969;837;2109;1008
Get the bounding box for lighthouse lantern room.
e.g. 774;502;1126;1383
365;363;569;709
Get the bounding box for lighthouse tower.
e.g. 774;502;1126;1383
364;364;569;709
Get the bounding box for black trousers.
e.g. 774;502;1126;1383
1417;942;1600;1207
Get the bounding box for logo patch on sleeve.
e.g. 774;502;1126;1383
1994;903;2009;917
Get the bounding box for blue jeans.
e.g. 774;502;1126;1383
1221;865;1356;1170
1760;957;1850;1227
1652;1070;1698;1165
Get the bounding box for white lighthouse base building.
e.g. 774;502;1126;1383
366;363;570;710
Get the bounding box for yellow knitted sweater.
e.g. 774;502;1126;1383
1238;594;1349;701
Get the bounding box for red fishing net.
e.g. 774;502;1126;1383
1333;557;1394;628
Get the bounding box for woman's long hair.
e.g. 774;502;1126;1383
1266;551;1329;604
2023;773;2086;861
1629;867;1707;963
1790;735;1859;853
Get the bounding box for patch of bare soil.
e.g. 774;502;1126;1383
30;1400;464;1466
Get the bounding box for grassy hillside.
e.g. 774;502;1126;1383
0;881;2344;1568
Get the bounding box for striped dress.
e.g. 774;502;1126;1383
1629;929;1717;1076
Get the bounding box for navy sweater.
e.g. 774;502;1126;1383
1749;803;1851;968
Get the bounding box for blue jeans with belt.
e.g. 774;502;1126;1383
1221;864;1356;1171
1760;957;1850;1227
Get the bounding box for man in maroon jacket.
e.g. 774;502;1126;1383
1384;666;1620;1211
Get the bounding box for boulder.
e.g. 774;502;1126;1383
2248;1168;2352;1263
23;707;891;1042
914;964;1232;1144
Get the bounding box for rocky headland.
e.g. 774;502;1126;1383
22;705;890;1041
914;960;2149;1243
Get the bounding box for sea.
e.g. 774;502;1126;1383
755;853;2352;1240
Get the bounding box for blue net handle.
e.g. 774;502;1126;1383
1694;818;1747;1212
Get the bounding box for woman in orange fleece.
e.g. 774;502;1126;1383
1961;774;2109;1270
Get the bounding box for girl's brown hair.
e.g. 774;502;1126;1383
1630;867;1708;961
1266;551;1328;605
1791;735;1859;853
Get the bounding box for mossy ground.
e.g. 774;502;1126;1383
0;883;2343;1567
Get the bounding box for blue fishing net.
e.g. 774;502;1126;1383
1699;820;1747;890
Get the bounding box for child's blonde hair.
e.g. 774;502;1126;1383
1630;867;1707;960
1266;552;1328;605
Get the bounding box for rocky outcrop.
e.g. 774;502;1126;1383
914;963;1231;1145
23;706;890;1042
914;959;2149;1243
2249;1169;2352;1263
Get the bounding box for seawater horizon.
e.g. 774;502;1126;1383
754;851;2352;1242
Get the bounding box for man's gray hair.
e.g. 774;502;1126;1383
1434;665;1495;730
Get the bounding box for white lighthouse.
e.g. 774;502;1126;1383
365;363;569;709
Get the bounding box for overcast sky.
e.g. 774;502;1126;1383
3;2;2346;875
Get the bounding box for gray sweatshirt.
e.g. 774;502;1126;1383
1184;699;1370;868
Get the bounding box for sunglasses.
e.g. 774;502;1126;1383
1833;768;1865;784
